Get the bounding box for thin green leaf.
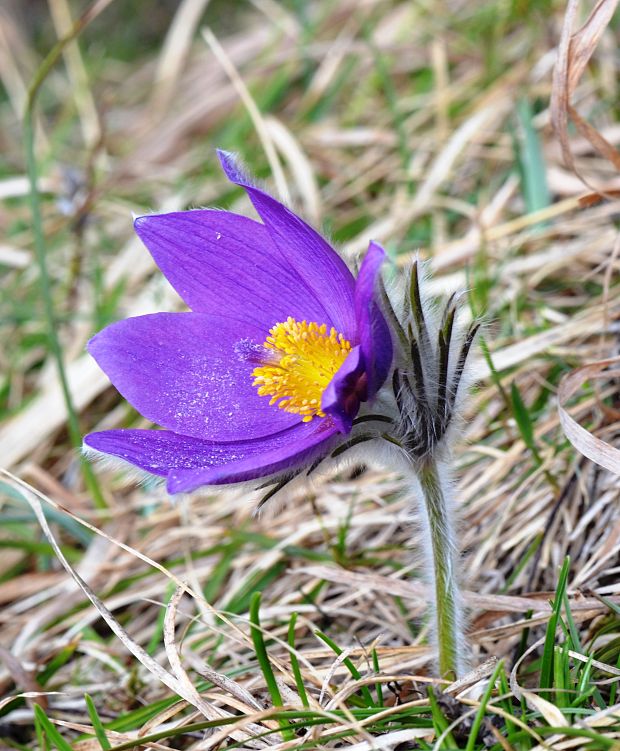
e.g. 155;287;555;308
465;660;504;751
33;704;73;751
510;381;542;466
288;612;309;708
249;592;294;741
314;630;374;706
426;686;457;748
540;556;571;697
38;641;79;686
85;693;112;750
515;97;550;221
371;649;383;707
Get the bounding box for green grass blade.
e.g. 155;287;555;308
249;592;294;741
553;643;569;710
573;655;594;708
514;97;550;221
426;686;457;748
202;546;236;603
540;557;571;697
314;629;374;706
510;381;542;466
85;693;112;750
34;705;49;751
498;670;518;742
33;704;73;751
371;649;383;707
38;641;79;686
465;660;504;751
288;612;309;708
563;591;582;651
249;592;283;706
501;533;542;593
481;335;511;400
537;725;619;749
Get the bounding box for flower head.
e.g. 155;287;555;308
84;151;393;494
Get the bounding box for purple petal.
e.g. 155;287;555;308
355;241;393;397
168;418;338;492
88;312;301;441
321;346;366;434
84;419;339;493
217;150;357;337
85;429;198;476
134;211;329;327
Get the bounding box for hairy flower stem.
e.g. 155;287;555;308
415;457;462;680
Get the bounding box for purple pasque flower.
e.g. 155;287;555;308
84;151;393;494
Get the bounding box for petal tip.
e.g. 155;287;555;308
216;148;233;161
217;149;248;186
86;329;104;358
366;240;387;264
86;323;118;363
133;214;147;234
133;213;161;240
83;431;106;453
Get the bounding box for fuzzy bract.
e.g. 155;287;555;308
84;151;393;493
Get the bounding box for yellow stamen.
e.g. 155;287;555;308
252;317;352;422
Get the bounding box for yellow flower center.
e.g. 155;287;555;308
252;317;352;422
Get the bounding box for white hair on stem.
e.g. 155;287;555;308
394;452;468;678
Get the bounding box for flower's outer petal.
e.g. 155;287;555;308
84;429;194;476
217;150;357;337
88;312;300;441
355;241;393;398
133;211;328;327
167;418;339;492
84;419;338;492
321;345;366;434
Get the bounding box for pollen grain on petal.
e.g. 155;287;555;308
252;317;352;421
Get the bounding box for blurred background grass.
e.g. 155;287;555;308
1;0;620;748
